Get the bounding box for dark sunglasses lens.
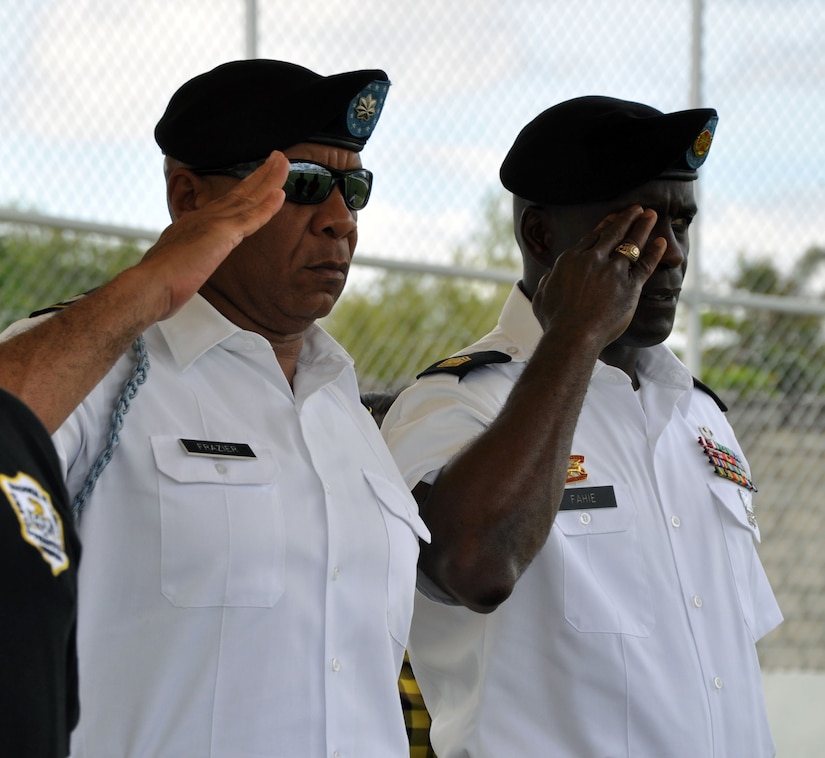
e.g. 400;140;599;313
344;171;372;210
284;163;372;210
284;167;335;203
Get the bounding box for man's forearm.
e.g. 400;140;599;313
418;327;603;612
0;266;164;433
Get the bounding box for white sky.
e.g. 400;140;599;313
1;0;823;282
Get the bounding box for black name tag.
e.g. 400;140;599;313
179;439;257;459
559;485;617;510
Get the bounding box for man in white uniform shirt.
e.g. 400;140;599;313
382;97;781;757
8;60;428;757
0;149;287;758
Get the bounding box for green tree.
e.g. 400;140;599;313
0;226;144;329
701;246;825;398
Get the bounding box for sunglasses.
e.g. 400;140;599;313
191;159;373;211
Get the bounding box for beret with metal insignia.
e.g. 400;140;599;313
154;59;390;167
500;95;718;204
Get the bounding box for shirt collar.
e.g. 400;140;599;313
496;283;544;361
500;283;692;392
156;294;354;373
157;295;240;370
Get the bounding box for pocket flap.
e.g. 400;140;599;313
151;435;278;485
707;477;761;542
554;483;635;536
363;468;431;543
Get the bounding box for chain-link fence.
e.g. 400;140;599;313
1;0;823;701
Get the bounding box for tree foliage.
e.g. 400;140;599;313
0;225;143;329
701;246;825;398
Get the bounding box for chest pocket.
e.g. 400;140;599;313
554;483;653;636
363;469;430;647
708;478;778;640
151;435;283;608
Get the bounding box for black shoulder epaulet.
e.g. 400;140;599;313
416;350;512;380
693;377;728;413
29;289;96;318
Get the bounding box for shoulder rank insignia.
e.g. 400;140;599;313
693;377;727;412
416;350;512;380
566;455;588;484
697;428;757;492
1;471;70;575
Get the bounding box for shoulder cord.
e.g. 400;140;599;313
71;335;150;521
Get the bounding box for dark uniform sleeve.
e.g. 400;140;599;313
0;388;81;758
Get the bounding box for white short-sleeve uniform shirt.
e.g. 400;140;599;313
45;295;428;758
382;285;782;758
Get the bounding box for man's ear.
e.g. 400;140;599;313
166;168;214;221
520;205;555;267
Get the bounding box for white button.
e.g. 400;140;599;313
580;513;591;525
713;676;723;689
215;463;227;475
331;658;341;672
692;595;703;608
333;752;340;758
507;345;518;355
671;516;681;528
332;566;340;581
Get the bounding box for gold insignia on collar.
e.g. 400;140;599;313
567;455;588;484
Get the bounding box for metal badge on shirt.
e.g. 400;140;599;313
179;439;257;459
560;454;618;510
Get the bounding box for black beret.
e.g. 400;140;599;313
499;96;718;204
154;59;390;166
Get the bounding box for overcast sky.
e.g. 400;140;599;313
1;0;823;281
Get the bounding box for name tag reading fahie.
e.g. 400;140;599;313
559;485;617;510
179;438;257;459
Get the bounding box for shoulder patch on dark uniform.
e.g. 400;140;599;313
417;350;512;380
29;290;95;318
693;377;727;413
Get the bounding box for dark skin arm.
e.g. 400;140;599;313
0;151;289;433
416;206;666;612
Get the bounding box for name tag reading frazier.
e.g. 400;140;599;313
179;439;257;459
559;485;618;510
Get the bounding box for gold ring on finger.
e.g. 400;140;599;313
614;241;641;263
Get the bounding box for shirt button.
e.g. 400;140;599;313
692;595;703;608
331;658;341;672
507;346;518;355
713;676;723;689
333;752;340;758
580;513;591;525
215;463;227;475
671;516;681;528
332;566;340;581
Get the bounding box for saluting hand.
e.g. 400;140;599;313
140;151;290;321
532;205;666;347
